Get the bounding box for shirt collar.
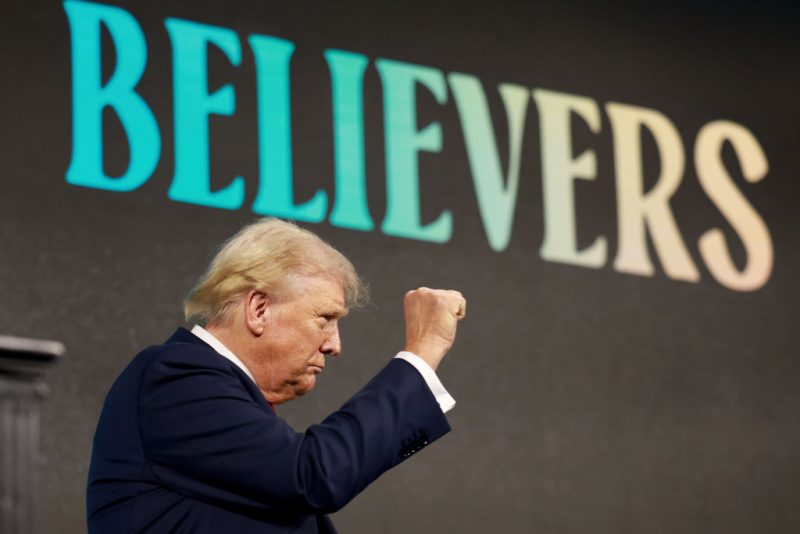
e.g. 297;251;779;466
190;325;257;384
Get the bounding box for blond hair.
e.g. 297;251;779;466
184;218;367;325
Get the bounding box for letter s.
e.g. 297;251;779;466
695;121;772;291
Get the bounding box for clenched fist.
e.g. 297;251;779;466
403;288;466;370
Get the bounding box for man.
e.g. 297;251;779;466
87;218;466;532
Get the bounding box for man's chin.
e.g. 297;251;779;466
295;375;317;397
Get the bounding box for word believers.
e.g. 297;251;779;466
64;0;772;292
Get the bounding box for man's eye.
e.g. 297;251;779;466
321;315;340;329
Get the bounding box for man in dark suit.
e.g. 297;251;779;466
87;218;466;532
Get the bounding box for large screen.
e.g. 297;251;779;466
3;1;799;532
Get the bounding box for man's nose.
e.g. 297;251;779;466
321;327;341;356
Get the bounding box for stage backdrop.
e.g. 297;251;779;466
3;1;799;532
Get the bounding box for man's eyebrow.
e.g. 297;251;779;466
319;305;348;318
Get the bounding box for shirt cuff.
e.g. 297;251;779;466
394;351;456;413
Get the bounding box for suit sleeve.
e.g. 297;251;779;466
138;351;450;514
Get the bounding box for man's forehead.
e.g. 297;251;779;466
288;276;347;311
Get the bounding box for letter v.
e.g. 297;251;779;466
448;73;529;251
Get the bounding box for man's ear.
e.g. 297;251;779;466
244;289;269;336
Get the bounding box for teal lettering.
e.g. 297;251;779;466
376;59;451;243
249;35;327;222
325;49;373;231
448;74;528;251
64;0;160;191
165;18;244;209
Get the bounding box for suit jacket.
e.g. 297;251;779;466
87;328;450;533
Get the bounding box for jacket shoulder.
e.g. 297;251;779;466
136;331;264;415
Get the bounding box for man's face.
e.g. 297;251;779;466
252;276;347;404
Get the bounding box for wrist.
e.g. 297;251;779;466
403;345;442;371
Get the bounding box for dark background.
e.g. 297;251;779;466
2;1;799;532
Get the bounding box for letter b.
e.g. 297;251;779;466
64;0;160;191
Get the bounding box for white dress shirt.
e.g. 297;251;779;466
190;325;455;413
